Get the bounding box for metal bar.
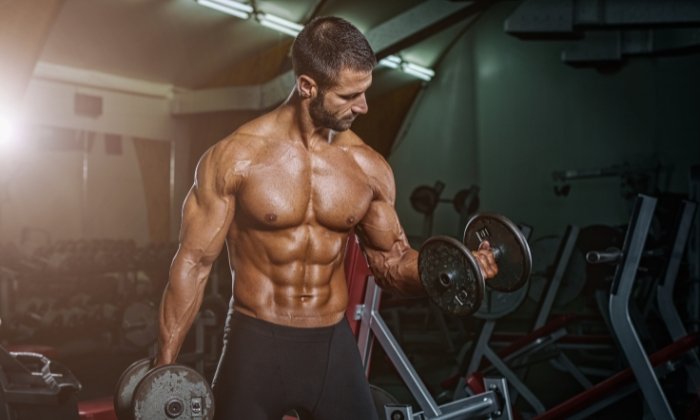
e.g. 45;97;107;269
357;277;380;374
467;320;496;374
484;377;513;420
690;166;700;333
418;392;497;419
568;383;638;420
656;200;700;390
534;225;579;329
370;306;442;417
553;352;593;389
608;195;675;420
366;0;476;58
483;345;546;413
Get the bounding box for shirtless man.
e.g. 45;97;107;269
154;16;498;420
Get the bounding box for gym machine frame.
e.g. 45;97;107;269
454;225;592;414
533;195;700;419
355;276;513;420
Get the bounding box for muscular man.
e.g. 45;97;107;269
154;16;498;420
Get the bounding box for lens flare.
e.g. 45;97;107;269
0;113;20;152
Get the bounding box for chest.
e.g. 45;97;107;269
236;145;374;230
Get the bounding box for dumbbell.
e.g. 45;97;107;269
418;213;532;316
114;358;215;420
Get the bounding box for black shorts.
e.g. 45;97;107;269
211;311;378;420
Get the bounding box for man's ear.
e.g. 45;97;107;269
297;75;318;99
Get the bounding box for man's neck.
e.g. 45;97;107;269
280;92;334;148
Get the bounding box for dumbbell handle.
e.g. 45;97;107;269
474;242;503;261
586;248;622;264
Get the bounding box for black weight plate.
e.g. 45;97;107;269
114;358;151;420
463;213;532;292
133;364;214;420
419;236;484;316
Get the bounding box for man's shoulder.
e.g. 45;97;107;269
337;131;394;188
337;131;381;161
209;116;273;160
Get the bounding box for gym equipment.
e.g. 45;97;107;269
474;285;528;320
419;213;532;316
551;162;667;200
409;182;480;242
356;276;513;419
0;346;82;420
462;213;532;293
655;200;700;392
132;364;214;420
114;358;214;420
475;225;534;321
689;165;700;333
448;224;624;415
120;301;158;349
419;236;483;316
527;235;587;308
533;195;700;419
335;234;512;419
598;195;693;420
114;359;151;420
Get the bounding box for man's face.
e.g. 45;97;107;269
309;68;372;132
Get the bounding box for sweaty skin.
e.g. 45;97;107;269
154;68;498;366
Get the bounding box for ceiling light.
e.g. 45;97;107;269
196;0;252;19
402;62;435;81
194;0;436;82
379;55;402;69
380;55;435;82
257;13;304;37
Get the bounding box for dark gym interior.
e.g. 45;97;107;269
1;1;700;419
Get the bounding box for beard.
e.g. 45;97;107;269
309;93;356;132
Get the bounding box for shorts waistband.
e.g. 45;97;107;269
229;310;341;340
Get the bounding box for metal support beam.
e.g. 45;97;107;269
562;27;700;63
505;0;700;64
367;0;477;59
506;0;700;35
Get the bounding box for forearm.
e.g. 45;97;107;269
154;255;212;366
371;247;424;296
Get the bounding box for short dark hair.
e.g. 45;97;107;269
291;16;376;89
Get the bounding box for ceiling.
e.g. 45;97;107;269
37;0;478;91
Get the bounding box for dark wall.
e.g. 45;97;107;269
390;2;700;241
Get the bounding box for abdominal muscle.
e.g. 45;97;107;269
226;227;351;328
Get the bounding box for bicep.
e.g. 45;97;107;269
177;150;236;265
356;198;420;295
358;199;410;256
178;186;233;264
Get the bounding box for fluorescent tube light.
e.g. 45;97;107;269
403;62;435;80
380;55;435;81
379;55;402;69
258;13;304;36
196;0;252;19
